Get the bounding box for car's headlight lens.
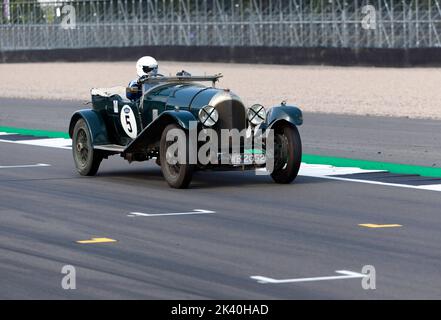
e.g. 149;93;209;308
198;105;219;127
247;104;266;126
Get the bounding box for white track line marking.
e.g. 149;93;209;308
128;209;215;217
261;163;441;193
418;184;441;191
0;163;51;169
299;163;385;176
258;164;384;177
0;137;72;149
12;138;72;149
314;175;441;192
251;270;366;284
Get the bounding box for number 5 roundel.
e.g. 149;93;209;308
120;105;138;139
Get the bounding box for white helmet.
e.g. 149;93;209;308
136;56;158;77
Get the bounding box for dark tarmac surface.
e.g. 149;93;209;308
1;98;441;299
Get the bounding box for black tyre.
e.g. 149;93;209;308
160;124;194;189
269;123;302;184
72;119;103;176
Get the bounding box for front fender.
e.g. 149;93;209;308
160;110;197;130
266;105;303;128
69;109;110;145
124;110;197;154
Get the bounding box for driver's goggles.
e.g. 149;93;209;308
142;66;156;73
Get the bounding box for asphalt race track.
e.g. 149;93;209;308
1;98;441;299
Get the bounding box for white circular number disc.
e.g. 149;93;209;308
120;105;138;139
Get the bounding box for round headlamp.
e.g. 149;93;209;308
198;105;219;127
247;104;266;126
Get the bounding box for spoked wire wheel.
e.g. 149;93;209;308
160;124;194;188
75;128;89;167
72;119;103;176
270;123;302;184
165;136;182;178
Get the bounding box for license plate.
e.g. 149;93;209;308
231;153;266;165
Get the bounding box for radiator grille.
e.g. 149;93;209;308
214;99;246;133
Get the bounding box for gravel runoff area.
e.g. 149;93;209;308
1;61;441;119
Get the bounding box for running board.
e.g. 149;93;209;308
94;144;125;153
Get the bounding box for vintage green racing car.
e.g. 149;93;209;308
69;72;303;188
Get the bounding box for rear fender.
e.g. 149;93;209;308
69;109;110;145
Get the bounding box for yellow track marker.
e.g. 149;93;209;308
359;224;402;228
76;237;117;244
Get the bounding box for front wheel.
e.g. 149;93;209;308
269;124;302;184
160;124;194;189
72;119;103;176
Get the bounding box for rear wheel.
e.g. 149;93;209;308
72;119;103;176
269;123;302;184
160;124;194;189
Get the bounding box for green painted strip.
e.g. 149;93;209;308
244;149;264;154
1;126;441;178
0;126;70;139
302;154;441;178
